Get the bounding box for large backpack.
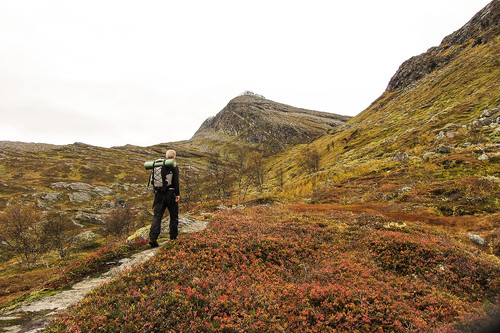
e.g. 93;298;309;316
147;159;176;190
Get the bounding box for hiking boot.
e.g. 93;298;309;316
149;240;159;248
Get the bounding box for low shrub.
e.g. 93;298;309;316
367;230;500;301
45;206;499;332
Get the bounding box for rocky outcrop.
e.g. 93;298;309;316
442;0;500;46
387;0;500;91
49;182;115;204
74;212;103;225
68;192;92;203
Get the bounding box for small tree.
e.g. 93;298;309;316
207;151;236;207
247;151;266;193
182;166;202;212
102;206;133;241
303;147;321;173
232;148;253;205
41;212;79;258
134;206;152;229
197;170;217;209
276;165;285;190
0;204;46;268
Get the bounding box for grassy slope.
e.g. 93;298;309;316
0;144;145;208
0;140;210;211
44;205;499;332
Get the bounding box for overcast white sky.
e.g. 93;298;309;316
0;0;492;147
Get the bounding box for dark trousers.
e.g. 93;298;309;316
149;189;179;241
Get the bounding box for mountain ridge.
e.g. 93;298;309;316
0;141;60;152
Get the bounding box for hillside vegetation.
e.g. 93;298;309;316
270;1;499;243
45;205;499;332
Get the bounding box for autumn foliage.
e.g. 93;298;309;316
45;205;499;332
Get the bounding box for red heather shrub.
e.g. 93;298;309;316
367;230;500;301
44;206;500;332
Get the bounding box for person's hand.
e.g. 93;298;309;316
175;196;180;202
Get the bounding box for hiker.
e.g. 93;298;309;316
149;149;180;247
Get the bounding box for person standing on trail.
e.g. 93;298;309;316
149;149;180;247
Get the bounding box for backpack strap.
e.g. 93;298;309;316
147;161;153;188
161;159;166;188
148;159;161;188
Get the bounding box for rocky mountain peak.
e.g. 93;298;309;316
192;94;351;151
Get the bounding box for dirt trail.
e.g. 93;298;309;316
0;216;209;333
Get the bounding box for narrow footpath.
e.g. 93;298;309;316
0;216;209;333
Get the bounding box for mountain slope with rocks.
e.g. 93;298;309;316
387;0;499;91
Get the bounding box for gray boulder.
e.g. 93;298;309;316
51;182;69;189
436;145;452;154
69;182;92;191
73;231;100;247
93;186;114;196
74;211;102;225
478;153;489;161
68;192;92;203
43;192;62;202
393;152;409;162
127;215;208;241
467;233;486;246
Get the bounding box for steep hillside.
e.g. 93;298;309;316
273;0;499;234
334;0;499;162
192;92;350;153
